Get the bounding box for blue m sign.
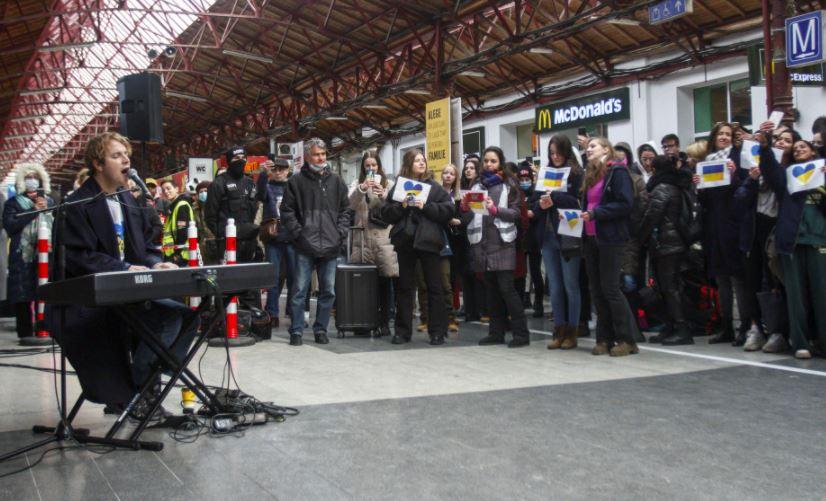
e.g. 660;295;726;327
786;11;825;68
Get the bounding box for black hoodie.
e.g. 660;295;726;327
639;167;693;257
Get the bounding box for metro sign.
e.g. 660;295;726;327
786;11;826;68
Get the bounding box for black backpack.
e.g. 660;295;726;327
675;188;702;245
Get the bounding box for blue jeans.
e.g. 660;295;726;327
542;231;581;327
265;242;295;316
289;252;337;336
131;299;199;386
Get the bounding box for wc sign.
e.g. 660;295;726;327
786;11;826;68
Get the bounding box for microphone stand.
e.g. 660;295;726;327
0;186;138;462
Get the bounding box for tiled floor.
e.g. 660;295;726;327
0;309;824;500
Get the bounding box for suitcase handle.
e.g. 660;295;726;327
346;226;366;264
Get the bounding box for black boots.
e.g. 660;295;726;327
708;319;735;344
662;324;694;346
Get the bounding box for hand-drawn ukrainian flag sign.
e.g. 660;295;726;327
696;160;730;189
461;190;487;214
786;158;825;194
391;176;432;203
535;166;571;192
557;209;584;238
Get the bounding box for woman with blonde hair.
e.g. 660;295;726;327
580;137;639;356
380;149;454;345
347;150;398;336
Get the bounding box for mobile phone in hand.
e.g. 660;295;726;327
578;127;588;136
36;188;45;198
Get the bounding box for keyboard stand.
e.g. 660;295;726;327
4;291;232;456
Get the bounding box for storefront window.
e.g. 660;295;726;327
693;78;752;138
462;127;484;158
516;124;535;160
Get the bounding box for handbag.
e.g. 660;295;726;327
559;234;581;259
258;218;279;243
368;205;389;228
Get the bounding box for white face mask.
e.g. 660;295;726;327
24;178;40;192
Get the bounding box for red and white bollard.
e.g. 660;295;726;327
187;221;201;310
208;218;255;347
22;219;52;346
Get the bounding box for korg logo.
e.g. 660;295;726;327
134;274;153;285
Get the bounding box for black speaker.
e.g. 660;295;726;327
117;73;163;143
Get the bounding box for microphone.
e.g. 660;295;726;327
128;169;152;197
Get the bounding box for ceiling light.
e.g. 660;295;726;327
1;148;23;153
166;91;209;103
40;42;95;52
20;87;65;97
403;89;430;95
5;134;35;139
459;70;486;78
362;104;389;110
323;116;349;121
529;47;555;55
608;17;641;26
221;49;273;64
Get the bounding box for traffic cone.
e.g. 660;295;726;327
22;219;52;346
208;218;254;347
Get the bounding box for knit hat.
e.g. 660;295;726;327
225;145;245;163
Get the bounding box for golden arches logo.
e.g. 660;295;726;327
537;109;552;131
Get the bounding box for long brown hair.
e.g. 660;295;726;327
582;137;615;192
358;149;387;187
708;122;737;153
400;149;432;180
547;134;582;175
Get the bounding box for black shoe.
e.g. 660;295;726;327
376;324;391;337
708;329;734;344
391;334;410;345
532;304;544;318
314;332;330;344
732;328;747;347
478;335;505;346
429;335;445;346
507;337;530;348
648;333;664;343
289;334;303;346
662;332;695;346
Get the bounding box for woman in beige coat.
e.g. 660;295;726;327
348;150;398;336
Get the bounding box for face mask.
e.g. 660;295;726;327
308;162;327;173
519;182;532;191
198;192;207;203
24;178;40;192
228;159;246;178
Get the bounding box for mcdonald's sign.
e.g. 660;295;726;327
535;88;631;133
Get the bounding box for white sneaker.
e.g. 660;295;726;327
743;326;766;352
762;333;789;353
795;349;812;360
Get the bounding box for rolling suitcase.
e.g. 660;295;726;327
335;227;379;337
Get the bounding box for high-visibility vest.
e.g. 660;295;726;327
162;200;195;258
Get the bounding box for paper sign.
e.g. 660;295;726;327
391;176;432;203
696;160;730;189
768;110;784;126
786;159;825;194
557;209;584;238
462;190;487;214
741;141;784;169
535;166;571;192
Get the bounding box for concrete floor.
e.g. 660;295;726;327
0;309;824;500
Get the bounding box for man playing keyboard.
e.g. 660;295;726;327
58;132;198;418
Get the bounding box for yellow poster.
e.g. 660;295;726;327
425;97;451;177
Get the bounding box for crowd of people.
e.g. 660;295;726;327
4;117;826;362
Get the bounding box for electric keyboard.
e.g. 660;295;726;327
37;263;276;307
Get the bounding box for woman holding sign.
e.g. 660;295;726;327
756;130;826;360
460;146;530;348
458;158;488;322
380;149;454;346
580;137;639;357
533;135;584;350
693;122;754;346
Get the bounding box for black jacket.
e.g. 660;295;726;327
256;174;292;243
381;179;455;254
582;162;634;246
280;165;350;258
55;177;165;405
204;172;258;241
640;168;693;257
531;168;583;242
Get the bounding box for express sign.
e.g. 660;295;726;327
535;88;631;133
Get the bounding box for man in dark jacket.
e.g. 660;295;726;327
58;132;197;410
256;157;295;329
280;138;350;346
205;146;258;263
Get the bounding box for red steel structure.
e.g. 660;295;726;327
2;0;793;183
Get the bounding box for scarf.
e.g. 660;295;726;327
481;171;503;188
705;145;732;163
15;195;53;264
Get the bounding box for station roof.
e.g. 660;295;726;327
1;0;767;182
